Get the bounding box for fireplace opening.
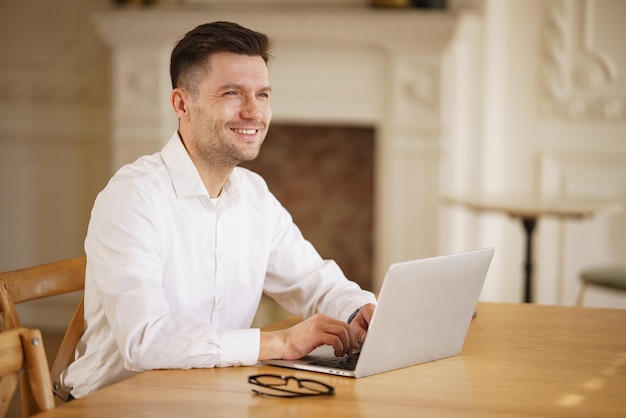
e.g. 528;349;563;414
241;123;375;291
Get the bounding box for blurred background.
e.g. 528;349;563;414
1;0;625;337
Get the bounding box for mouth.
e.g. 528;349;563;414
231;128;259;135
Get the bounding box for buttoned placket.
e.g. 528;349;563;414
207;195;223;329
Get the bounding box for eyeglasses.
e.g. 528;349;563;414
248;374;335;398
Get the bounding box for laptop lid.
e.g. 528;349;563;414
263;247;494;378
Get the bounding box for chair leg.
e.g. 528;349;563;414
576;282;588;306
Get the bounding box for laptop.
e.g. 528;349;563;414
263;247;494;378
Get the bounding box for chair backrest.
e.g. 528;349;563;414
0;327;55;417
0;256;86;403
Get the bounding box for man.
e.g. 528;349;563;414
62;21;377;398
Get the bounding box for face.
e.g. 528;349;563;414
173;52;272;170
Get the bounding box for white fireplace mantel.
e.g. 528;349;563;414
94;8;456;52
93;6;458;290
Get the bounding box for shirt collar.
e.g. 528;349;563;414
161;131;242;203
161;132;209;199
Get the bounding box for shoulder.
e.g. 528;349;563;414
96;152;171;208
232;166;272;195
111;152;168;187
228;167;290;219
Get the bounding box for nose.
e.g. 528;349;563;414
240;96;266;121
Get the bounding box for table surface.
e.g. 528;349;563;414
36;303;626;418
441;194;623;219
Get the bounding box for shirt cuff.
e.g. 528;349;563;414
219;328;260;367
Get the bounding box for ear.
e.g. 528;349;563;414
171;88;190;118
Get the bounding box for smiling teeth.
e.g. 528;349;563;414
233;129;256;135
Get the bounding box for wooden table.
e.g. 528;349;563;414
35;303;626;417
442;194;623;303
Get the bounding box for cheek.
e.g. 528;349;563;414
220;101;246;119
263;104;272;122
192;103;232;126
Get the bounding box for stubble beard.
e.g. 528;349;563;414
196;123;266;169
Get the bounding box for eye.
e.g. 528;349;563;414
223;91;237;96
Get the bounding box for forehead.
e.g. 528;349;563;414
203;51;269;87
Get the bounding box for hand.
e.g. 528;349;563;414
259;313;356;361
349;303;376;344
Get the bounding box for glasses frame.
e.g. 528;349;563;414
248;374;335;398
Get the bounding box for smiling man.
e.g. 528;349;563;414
62;21;377;399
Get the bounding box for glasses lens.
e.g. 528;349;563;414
298;379;333;395
254;375;288;387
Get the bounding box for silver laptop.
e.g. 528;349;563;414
263;247;494;378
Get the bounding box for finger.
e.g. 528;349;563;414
321;322;353;357
351;327;366;345
341;325;357;356
357;304;375;326
350;304;375;343
363;304;375;322
317;317;358;357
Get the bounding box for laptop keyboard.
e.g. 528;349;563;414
310;351;360;371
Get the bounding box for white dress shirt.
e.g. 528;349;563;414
63;132;376;398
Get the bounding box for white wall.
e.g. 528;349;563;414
0;0;111;329
0;0;111;268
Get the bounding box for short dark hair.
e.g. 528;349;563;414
170;21;273;90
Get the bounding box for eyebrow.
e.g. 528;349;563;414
220;83;272;93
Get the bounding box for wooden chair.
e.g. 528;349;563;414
576;264;626;306
0;256;86;405
0;327;55;417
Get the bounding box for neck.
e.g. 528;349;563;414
198;164;233;199
176;130;234;198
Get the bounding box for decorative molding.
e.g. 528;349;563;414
541;0;625;122
118;51;161;107
399;61;437;106
397;58;440;115
389;55;442;137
